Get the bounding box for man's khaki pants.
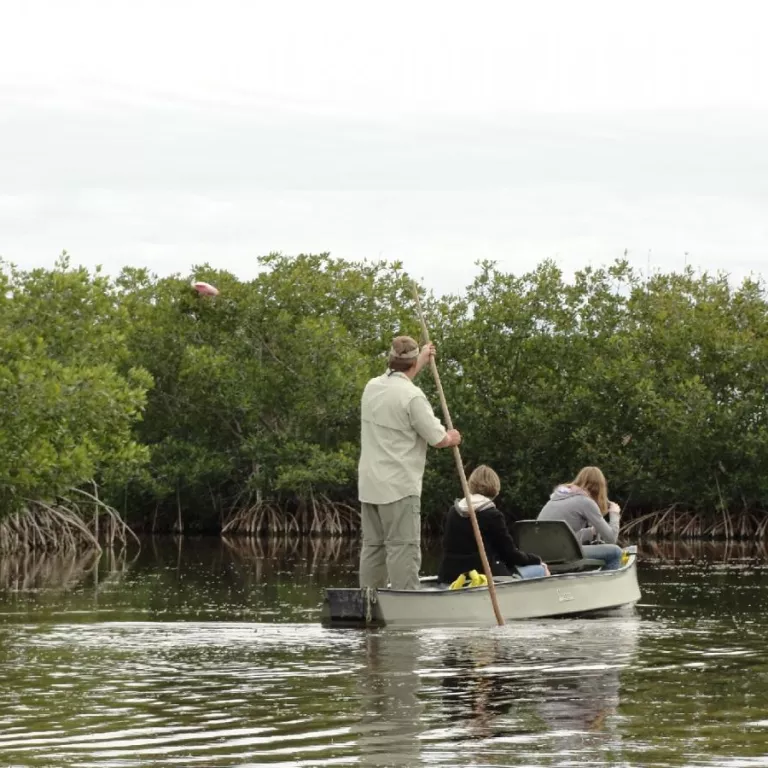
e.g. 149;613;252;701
359;496;421;590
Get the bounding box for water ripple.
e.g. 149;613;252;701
2;544;768;766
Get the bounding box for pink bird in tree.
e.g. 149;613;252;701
191;281;219;297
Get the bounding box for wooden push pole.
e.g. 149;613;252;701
412;284;505;626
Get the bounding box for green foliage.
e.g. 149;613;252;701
0;256;151;518
435;260;768;519
115;253;418;530
5;250;768;535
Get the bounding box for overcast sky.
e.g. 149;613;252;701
1;0;767;294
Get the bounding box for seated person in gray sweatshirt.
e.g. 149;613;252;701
537;466;623;570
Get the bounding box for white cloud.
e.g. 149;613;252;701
0;0;767;293
4;0;768;114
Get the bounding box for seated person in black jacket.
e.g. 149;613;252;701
437;465;550;584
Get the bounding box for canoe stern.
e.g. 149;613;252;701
321;586;385;627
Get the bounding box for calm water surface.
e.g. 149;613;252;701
1;537;768;767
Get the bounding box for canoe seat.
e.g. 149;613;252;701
512;520;605;574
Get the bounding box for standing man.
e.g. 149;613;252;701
358;335;462;590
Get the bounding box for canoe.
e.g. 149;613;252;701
321;546;640;628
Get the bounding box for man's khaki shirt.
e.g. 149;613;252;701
358;371;447;505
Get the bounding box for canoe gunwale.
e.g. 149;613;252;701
376;554;637;596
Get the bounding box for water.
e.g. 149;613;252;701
1;537;768;767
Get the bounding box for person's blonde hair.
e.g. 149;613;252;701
467;465;501;499
388;335;419;372
570;466;608;514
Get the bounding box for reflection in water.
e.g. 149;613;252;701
0;536;361;596
1;535;764;595
639;538;768;564
356;631;425;767
0;547;136;592
338;618;642;767
527;620;637;761
0;538;767;766
344;619;640;767
223;534;359;563
420;619;639;766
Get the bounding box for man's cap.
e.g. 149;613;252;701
389;335;420;360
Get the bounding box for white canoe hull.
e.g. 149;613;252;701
322;554;641;628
